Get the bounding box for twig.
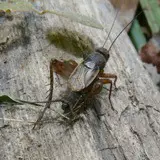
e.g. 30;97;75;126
0;117;34;123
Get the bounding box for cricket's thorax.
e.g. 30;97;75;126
84;52;107;70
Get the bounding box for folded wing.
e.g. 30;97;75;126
68;62;99;91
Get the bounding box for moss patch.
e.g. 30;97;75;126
46;28;94;57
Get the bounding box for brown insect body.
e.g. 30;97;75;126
52;58;104;101
51;54;115;121
33;45;117;128
33;10;143;128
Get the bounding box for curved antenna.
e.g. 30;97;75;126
108;10;143;52
102;9;120;47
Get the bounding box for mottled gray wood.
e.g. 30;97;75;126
0;0;160;160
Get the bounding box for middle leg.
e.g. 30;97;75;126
99;72;117;88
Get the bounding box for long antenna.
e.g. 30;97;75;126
102;9;120;47
108;10;143;52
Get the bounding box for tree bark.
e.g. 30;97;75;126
0;0;160;160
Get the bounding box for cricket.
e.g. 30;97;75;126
31;10;143;129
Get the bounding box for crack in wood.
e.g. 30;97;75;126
119;105;130;121
145;108;158;135
146;105;160;114
118;145;128;160
139;106;160;136
102;120;128;160
130;127;150;160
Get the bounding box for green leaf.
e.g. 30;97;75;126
0;95;23;105
40;10;103;29
0;0;103;29
0;1;34;12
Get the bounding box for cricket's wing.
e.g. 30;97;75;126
68;62;99;91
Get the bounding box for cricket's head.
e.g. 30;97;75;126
96;47;110;61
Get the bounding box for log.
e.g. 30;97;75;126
0;0;160;160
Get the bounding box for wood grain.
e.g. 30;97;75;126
0;0;160;160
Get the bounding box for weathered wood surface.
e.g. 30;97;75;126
0;0;160;160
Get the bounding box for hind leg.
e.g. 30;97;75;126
33;59;78;129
